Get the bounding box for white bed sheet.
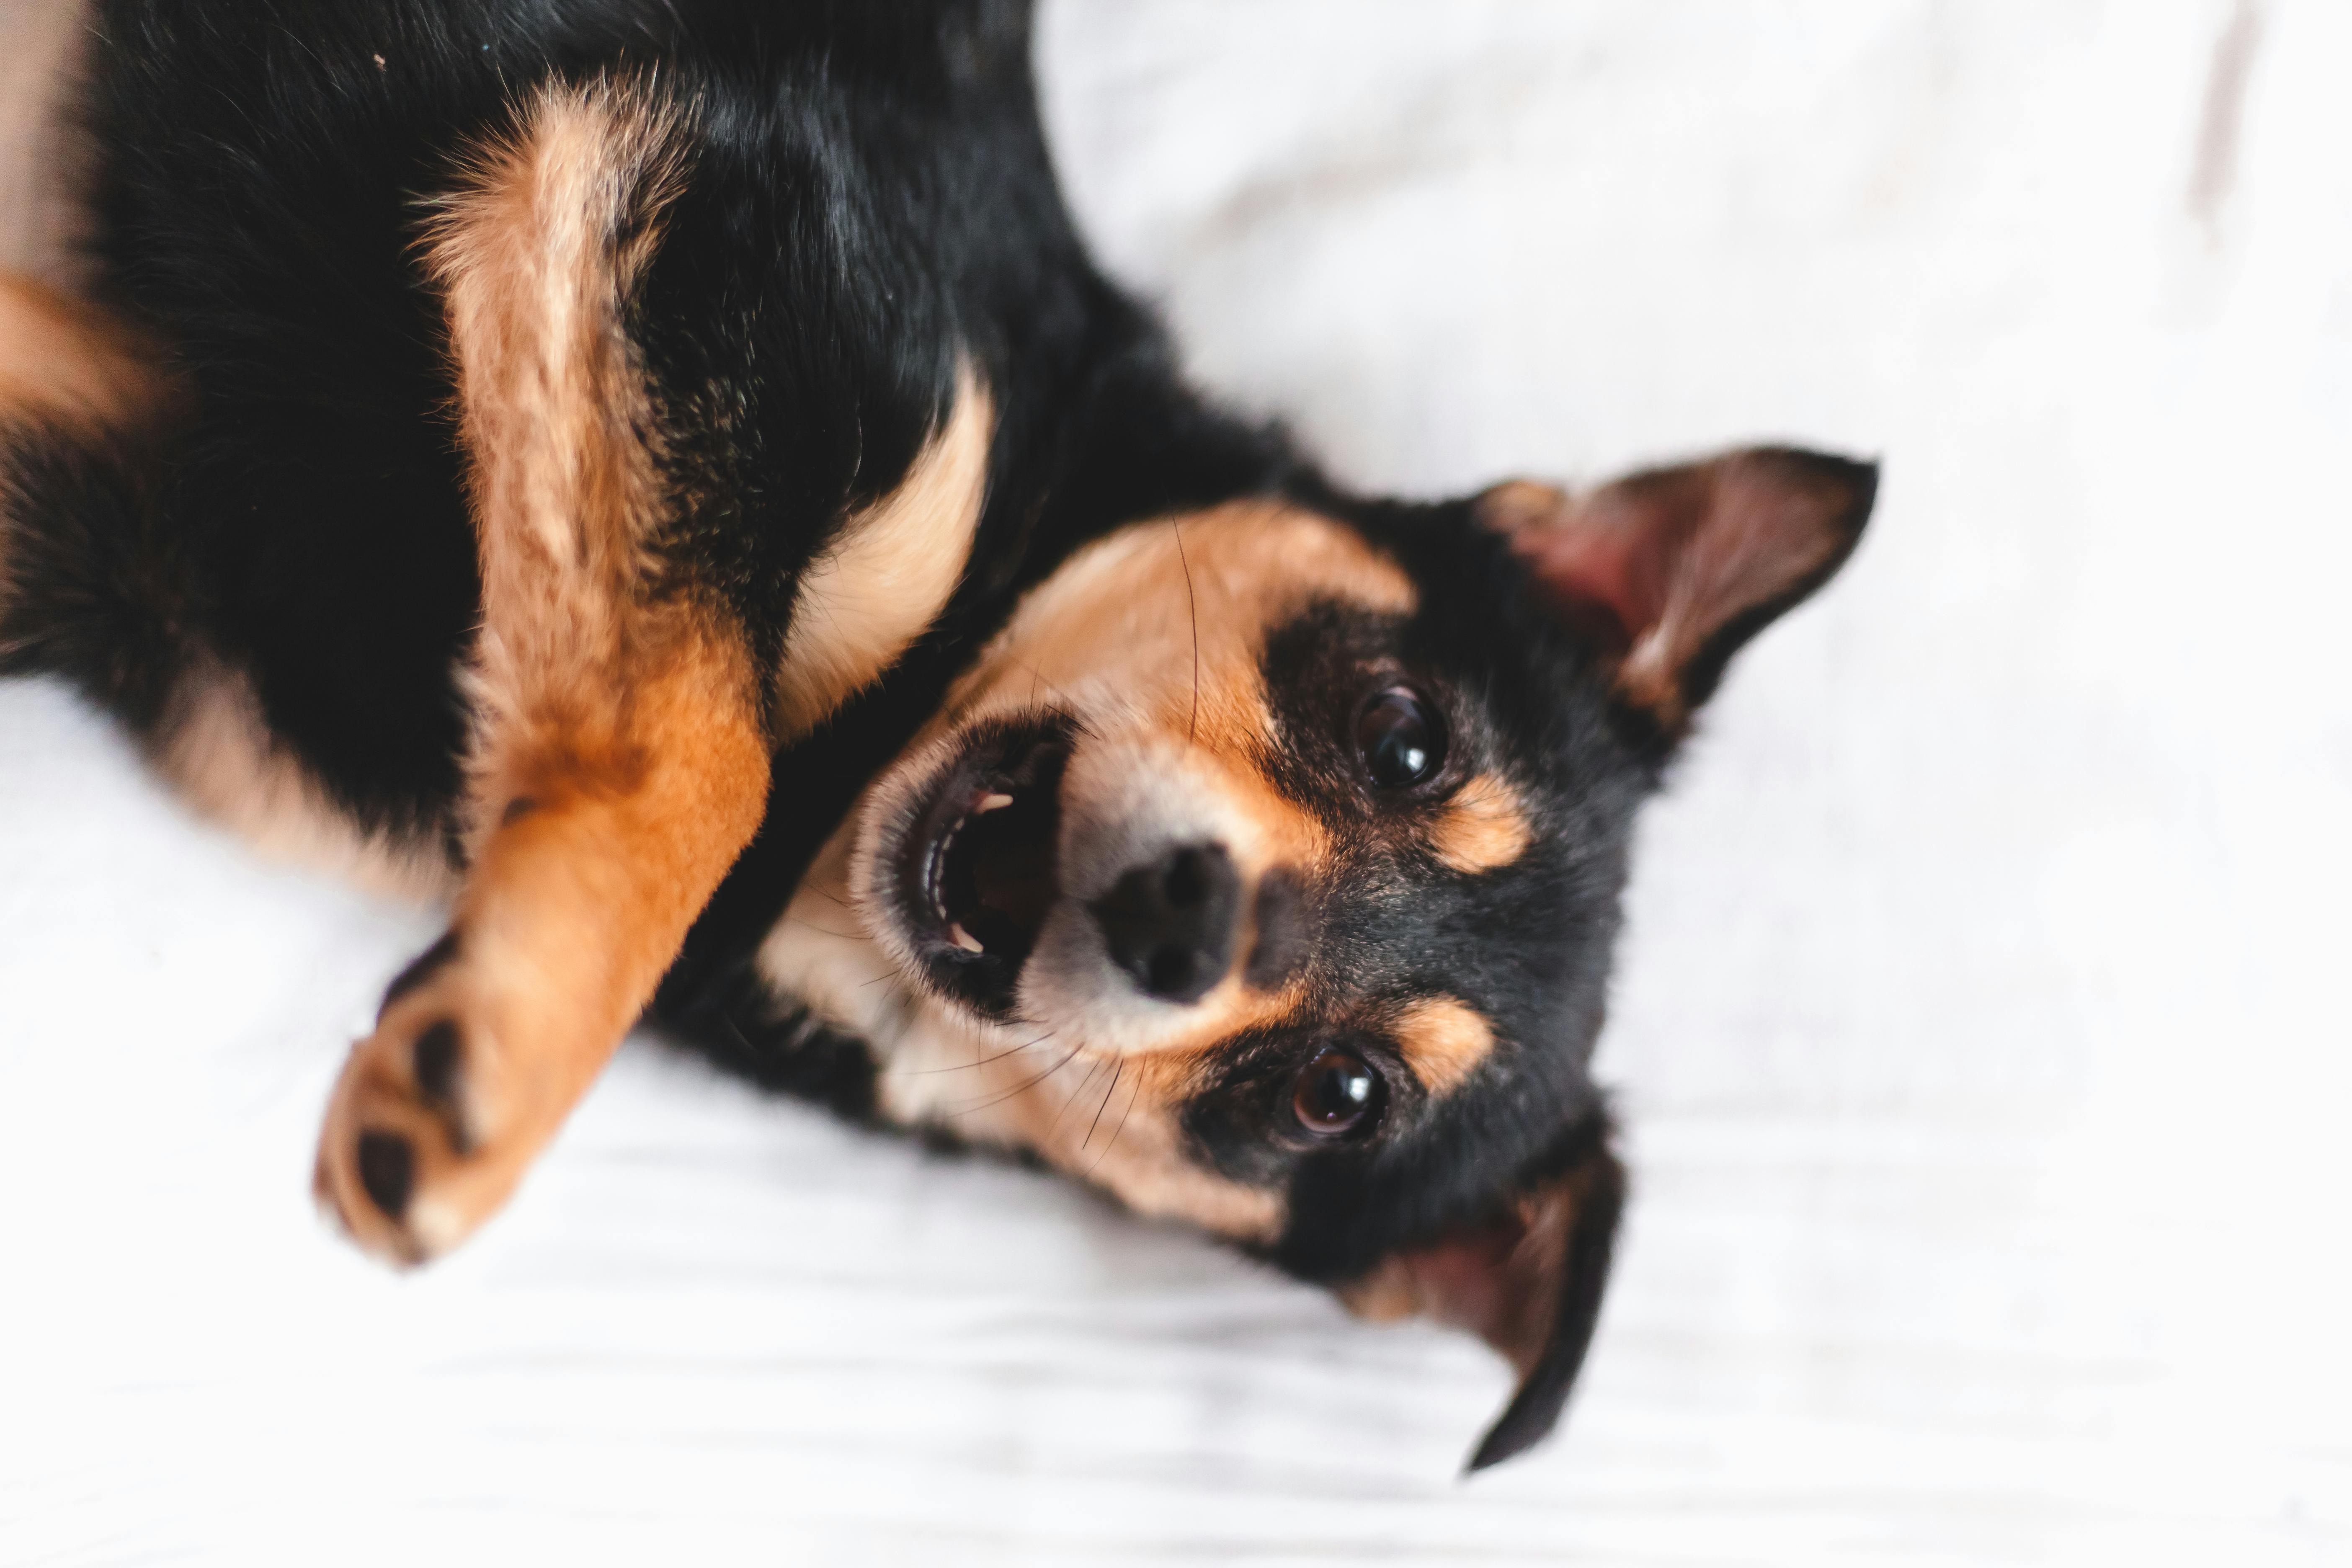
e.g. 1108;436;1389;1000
3;3;2348;1563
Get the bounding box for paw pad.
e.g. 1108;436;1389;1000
354;1130;414;1220
413;1019;461;1106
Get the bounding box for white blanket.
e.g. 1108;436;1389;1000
4;3;2346;1562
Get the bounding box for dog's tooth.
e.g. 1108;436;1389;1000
948;922;985;954
975;792;1015;815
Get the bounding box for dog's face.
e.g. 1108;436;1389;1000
762;447;1873;1466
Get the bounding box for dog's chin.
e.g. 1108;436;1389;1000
856;712;1077;1023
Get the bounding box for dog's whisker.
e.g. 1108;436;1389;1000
1081;1060;1122;1153
942;1040;1086;1118
1013;658;1075;712
1172;517;1200;747
1046;1053;1113;1139
906;1029;1054;1075
1082;1068;1142;1180
784;916;860;939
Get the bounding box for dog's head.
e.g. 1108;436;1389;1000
763;445;1873;1468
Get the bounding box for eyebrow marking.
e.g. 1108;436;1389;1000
1430;774;1533;875
1392;995;1496;1095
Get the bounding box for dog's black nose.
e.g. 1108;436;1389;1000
1091;842;1241;1004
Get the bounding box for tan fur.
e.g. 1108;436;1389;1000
316;85;771;1262
1473;480;1568;541
1389;995;1496;1096
1430;773;1532;875
156;661;457;903
422;77;689;851
994;1042;1285;1244
0;276;169;436
774;362;994;737
943;501;1416;745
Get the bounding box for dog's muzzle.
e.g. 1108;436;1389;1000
868;714;1279;1041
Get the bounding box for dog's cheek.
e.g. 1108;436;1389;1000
1037;1073;1289;1246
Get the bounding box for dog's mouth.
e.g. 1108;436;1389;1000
883;714;1074;1019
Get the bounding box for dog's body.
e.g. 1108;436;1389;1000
0;0;1873;1469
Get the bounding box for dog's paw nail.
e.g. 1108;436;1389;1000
413;1019;461;1106
355;1129;415;1220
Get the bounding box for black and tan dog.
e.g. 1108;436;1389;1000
0;0;1872;1470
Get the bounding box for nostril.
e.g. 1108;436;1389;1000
1092;842;1241;1004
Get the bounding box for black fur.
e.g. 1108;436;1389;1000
0;417;187;731
660;958;881;1127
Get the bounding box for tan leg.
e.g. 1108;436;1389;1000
312;82;770;1261
312;611;767;1262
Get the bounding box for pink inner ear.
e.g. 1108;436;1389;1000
1504;492;1675;656
1401;1230;1518;1338
1485;449;1871;724
1384;1216;1560;1375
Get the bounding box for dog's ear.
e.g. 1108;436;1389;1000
1480;446;1877;728
1340;1119;1627;1473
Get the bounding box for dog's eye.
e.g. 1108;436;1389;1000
1355;687;1444;789
1292;1047;1383;1138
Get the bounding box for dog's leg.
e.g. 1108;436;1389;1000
313;609;767;1262
312;85;770;1262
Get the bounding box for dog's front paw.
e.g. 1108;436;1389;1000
313;939;540;1265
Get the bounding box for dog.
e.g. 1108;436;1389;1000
0;0;1873;1471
